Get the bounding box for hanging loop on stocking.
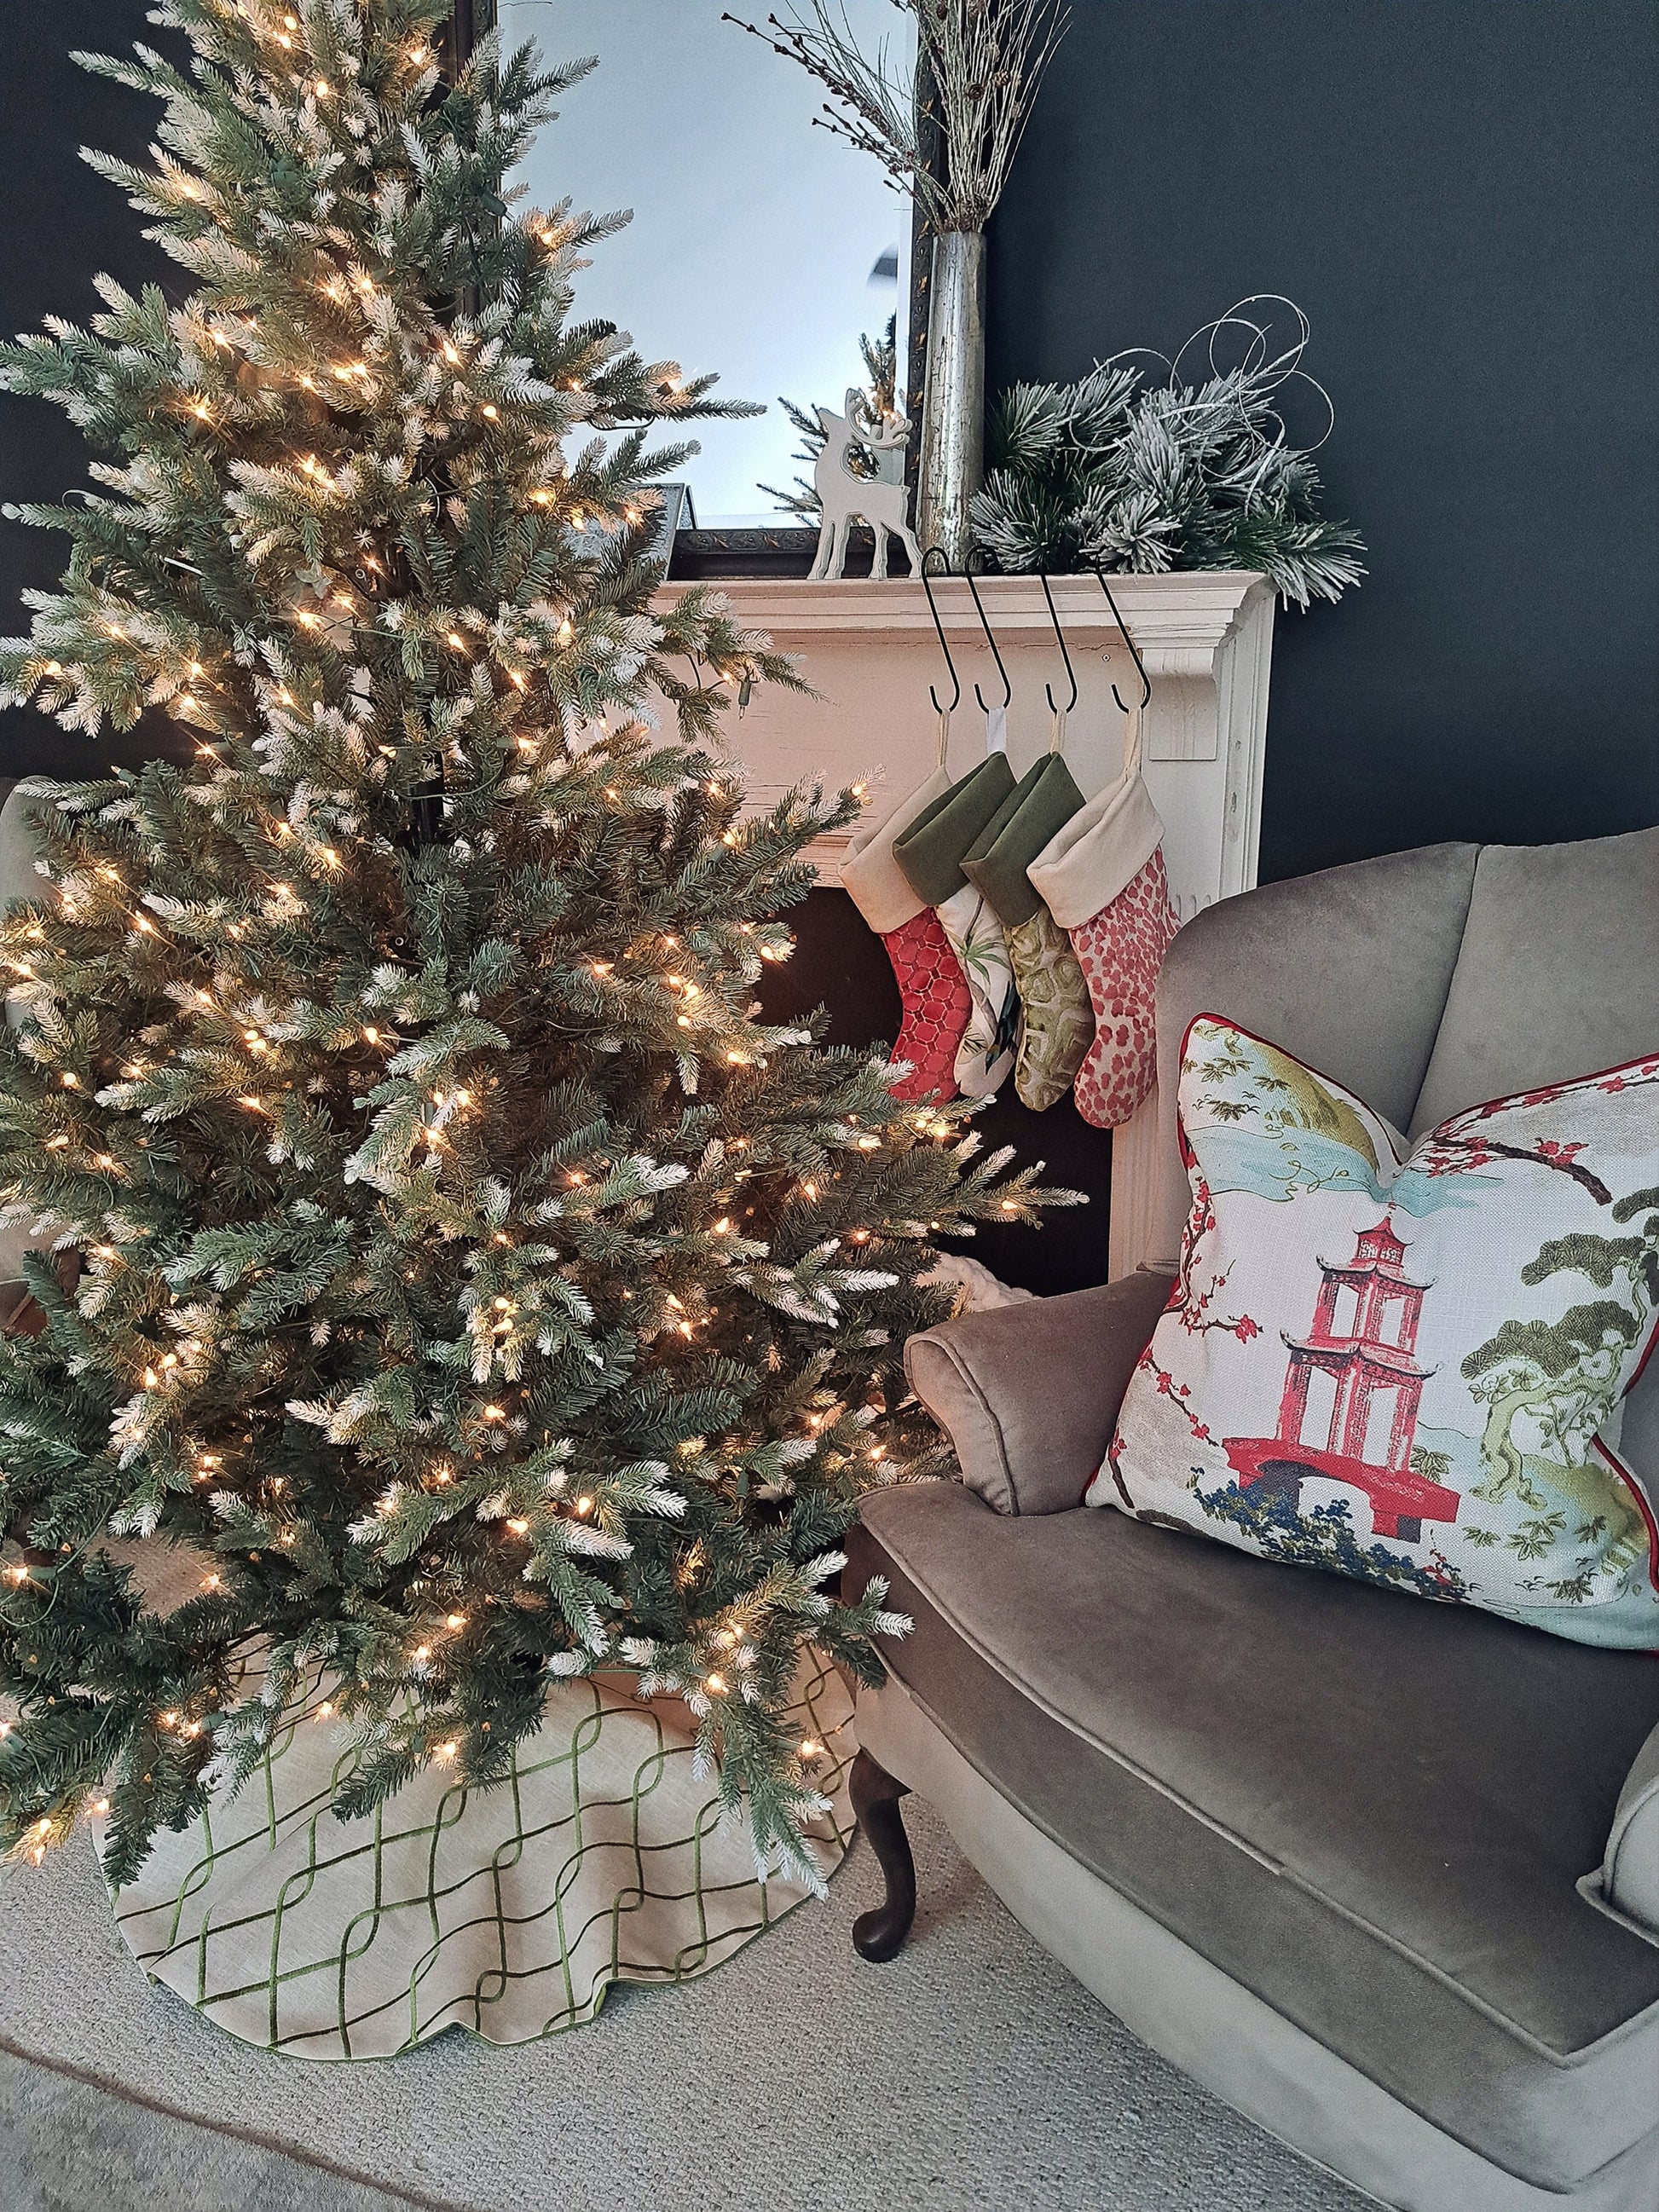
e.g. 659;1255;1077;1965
935;703;952;769
1119;696;1144;782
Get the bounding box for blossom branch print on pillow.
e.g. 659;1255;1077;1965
1092;1017;1659;1648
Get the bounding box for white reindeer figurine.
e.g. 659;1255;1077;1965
808;388;923;581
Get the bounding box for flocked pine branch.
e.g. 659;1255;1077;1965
0;0;1078;1891
970;299;1367;608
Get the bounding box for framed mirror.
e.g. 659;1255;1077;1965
496;0;913;549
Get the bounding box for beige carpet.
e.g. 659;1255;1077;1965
0;1794;1368;2212
0;2049;425;2212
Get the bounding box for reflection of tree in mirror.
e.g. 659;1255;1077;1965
760;318;898;516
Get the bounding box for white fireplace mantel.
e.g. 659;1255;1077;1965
652;571;1277;1275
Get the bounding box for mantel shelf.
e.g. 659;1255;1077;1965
658;571;1264;677
652;569;1275;888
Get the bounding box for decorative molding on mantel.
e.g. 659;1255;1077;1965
650;571;1278;1279
662;569;1257;655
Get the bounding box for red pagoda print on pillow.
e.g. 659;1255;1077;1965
1090;1015;1659;1649
1223;1218;1459;1547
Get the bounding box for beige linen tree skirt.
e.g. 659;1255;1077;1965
86;1653;853;2062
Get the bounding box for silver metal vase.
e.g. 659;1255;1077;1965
916;228;986;573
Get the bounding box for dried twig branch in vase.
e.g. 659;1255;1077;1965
727;1;1068;572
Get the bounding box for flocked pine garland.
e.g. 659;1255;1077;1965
0;0;1078;1890
969;297;1367;607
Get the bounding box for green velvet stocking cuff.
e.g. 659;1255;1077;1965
891;753;1016;906
960;755;1087;926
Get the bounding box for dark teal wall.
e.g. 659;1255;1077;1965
0;0;193;777
988;0;1659;880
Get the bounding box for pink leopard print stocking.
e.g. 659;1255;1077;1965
1069;847;1179;1128
880;907;972;1100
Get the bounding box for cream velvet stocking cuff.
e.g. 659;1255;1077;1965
839;767;954;935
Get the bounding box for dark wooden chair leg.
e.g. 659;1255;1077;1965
850;1747;916;1961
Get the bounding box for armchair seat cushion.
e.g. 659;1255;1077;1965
849;1481;1659;2189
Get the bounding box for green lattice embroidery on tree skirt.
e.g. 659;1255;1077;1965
101;1654;853;2060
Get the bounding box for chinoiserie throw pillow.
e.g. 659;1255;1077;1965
1090;1015;1659;1648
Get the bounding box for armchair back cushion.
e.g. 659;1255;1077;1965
1148;842;1478;1268
1409;825;1659;1136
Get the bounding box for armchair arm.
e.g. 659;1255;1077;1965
1596;1720;1659;1938
904;1268;1173;1516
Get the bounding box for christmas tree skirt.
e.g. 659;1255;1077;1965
96;1653;853;2062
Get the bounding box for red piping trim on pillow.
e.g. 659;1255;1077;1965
1432;1053;1659;1136
1593;1436;1659;1598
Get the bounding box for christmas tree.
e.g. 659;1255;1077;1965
0;1;1072;1888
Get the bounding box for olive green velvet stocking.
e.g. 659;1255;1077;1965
962;751;1095;1112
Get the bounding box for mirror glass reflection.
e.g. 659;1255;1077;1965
500;0;910;524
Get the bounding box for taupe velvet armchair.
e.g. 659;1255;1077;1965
847;828;1659;2212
